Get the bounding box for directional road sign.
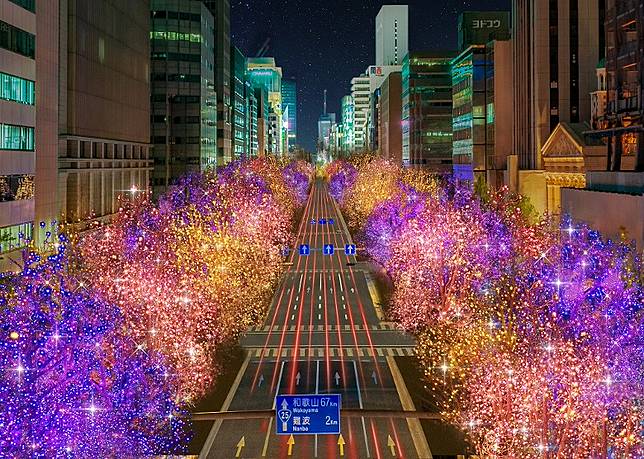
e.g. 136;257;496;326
299;244;310;256
328;218;335;225
344;244;357;256
323;244;335;256
319;218;327;225
275;394;341;435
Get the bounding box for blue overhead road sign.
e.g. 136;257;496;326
345;244;357;256
275;394;341;435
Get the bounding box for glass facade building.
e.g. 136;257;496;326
340;95;354;155
452;45;489;181
402;52;454;169
231;45;248;160
281;78;297;150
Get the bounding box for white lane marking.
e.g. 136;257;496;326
353;358;372;457
341;295;345;301
294;304;298;310
338;274;344;292
319;274;322;290
343;304;346;310
297;274;303;291
273;361;286;408
296;296;299;301
319;295;322;300
314;360;320;457
318;314;322;320
344;314;348;320
318;304;322;310
291;314;295;321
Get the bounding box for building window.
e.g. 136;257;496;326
0;72;35;105
1;124;34;151
8;0;35;12
0;175;34;202
150;30;201;43
0;221;32;254
0;20;35;58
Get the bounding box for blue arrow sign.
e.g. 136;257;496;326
275;394;341;435
345;244;357;256
319;218;327;225
323;244;334;256
327;218;335;225
299;244;310;256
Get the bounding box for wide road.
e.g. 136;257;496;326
200;181;433;458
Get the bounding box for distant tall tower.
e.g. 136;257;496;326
324;89;328;114
376;5;409;66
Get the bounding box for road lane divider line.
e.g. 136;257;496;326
386;356;433;459
199;352;251;458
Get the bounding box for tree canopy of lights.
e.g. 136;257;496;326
75;158;313;401
326;155;643;457
0;238;189;457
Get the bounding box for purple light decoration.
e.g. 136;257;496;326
327;160;357;203
0;237;189;457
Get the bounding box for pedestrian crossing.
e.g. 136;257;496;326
246;322;403;333
247;346;416;358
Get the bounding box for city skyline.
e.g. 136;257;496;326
231;0;510;152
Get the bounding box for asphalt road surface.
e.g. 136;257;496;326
199;181;436;458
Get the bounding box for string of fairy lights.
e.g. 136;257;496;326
0;159;313;456
326;156;643;458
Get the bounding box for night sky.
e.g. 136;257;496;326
231;0;510;153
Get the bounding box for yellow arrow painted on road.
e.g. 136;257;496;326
287;434;295;456
338;434;346;456
236;436;245;457
387;434;397;457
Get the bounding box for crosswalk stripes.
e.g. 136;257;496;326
247;323;402;333
248;346;415;358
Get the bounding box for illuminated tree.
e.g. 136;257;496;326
0;240;188;457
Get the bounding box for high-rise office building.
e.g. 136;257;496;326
150;1;217;196
248;87;258;157
402;52;455;169
351;74;370;151
52;0;152;230
365;65;402;151
512;0;605;170
340;95;355;155
247;57;285;156
452;41;513;186
281;78;297;150
379;71;403;164
596;0;643;171
254;86;269;157
0;0;36;263
231;45;248;160
375;5;409;66
318;112;336;155
204;0;232;165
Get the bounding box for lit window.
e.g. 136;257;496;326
1;124;34;151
